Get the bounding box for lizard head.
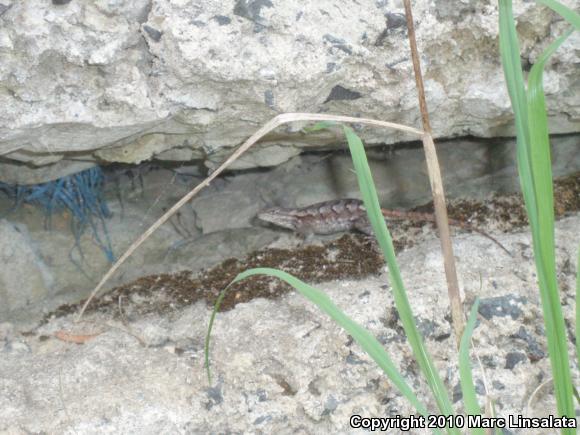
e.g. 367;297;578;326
256;207;299;231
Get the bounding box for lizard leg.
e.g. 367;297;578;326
353;217;375;236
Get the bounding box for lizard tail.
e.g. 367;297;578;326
459;224;513;257
379;208;512;257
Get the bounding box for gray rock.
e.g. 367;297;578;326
478;294;526;320
0;220;54;317
0;3;13;16
505;351;527;369
0;212;578;433
322;395;339;415
204;383;224;410
492;380;505;391
2;0;579;182
142;25;162;42
191;192;262;234
452;379;485;403
233;0;273;25
2;340;31;355
323;85;362;103
511;326;545;362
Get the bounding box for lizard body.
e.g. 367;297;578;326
257;198;511;255
258;199;369;235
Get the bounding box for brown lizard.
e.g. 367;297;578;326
257;198;511;255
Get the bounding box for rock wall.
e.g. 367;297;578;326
1;0;579;183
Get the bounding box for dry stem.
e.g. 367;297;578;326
403;0;464;344
77;113;424;320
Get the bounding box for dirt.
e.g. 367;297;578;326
419;171;579;229
45;234;386;321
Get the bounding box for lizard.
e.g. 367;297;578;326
257;198;512;255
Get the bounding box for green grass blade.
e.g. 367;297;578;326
498;0;529;124
342;126;458;432
526;27;575;427
498;0;538;232
500;0;576;428
527;27;573;263
204;284;228;385
302;121;337;133
535;0;580;29
205;267;439;429
527;25;575;428
489;400;504;435
573;386;580;406
458;299;485;435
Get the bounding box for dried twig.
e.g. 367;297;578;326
77;113;424;320
403;0;464;344
58;365;78;435
54;330;102;344
526;377;553;414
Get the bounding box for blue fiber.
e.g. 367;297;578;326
0;166;115;263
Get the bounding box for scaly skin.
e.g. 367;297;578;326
257;198;511;255
257;199;366;235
